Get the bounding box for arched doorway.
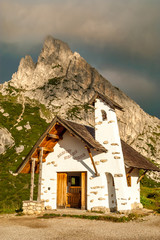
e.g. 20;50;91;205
106;173;117;212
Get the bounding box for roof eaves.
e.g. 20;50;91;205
15;117;59;173
122;140;160;172
57;118;107;152
16;116;106;173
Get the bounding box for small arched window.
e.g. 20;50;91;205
101;110;107;121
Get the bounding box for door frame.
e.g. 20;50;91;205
57;172;67;208
57;172;87;209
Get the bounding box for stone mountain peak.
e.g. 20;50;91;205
9;36;81;90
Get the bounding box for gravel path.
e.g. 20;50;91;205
0;214;160;240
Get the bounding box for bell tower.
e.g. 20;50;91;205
89;92;131;211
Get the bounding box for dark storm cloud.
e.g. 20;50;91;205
0;0;160;59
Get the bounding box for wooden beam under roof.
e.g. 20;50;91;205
137;170;148;183
30;158;35;201
126;167;134;177
47;133;60;139
38;146;54;152
31;157;46;162
37;148;43;202
21;161;31;173
20;123;65;173
86;146;99;176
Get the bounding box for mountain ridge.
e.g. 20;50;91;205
0;35;159;180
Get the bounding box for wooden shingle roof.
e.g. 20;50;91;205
16;116;107;173
16;116;160;174
121;140;160;172
56;117;107;152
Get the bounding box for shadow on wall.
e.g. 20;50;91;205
58;140;100;177
106;173;117;211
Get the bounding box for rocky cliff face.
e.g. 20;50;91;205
0;128;14;154
10;37;73;90
1;36;160;177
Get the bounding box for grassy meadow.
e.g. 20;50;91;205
0;93;48;213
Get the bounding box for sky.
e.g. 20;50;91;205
0;0;159;118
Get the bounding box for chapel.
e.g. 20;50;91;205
16;92;160;213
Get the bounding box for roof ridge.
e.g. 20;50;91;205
57;118;106;151
88;91;123;111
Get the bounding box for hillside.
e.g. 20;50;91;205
0;36;159;212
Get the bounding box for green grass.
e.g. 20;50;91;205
7;83;20;94
39;213;61;218
66;103;94;120
140;170;160;188
39;213;142;222
0;97;48;214
67;105;81;119
146;143;156;157
140;186;160;213
140;171;160;213
83;103;94;113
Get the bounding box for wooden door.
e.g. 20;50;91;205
57;173;67;208
67;187;81;208
81;172;87;210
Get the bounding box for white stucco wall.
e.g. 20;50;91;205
125;167;140;206
41;131;108;210
40;98;140;211
94;98;132;210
